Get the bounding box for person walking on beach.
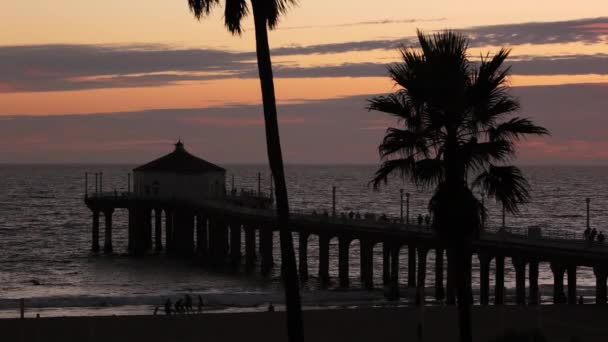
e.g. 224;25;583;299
417;214;423;226
591;228;598;241
598;232;605;243
164;299;172;316
184;294;193;313
268;303;275;312
175;299;183;314
197;295;204;313
424;214;431;226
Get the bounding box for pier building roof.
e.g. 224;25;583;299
133;141;225;174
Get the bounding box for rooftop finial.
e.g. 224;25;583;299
175;140;185;151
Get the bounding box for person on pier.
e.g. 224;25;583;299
598;231;605;243
164;299;172;316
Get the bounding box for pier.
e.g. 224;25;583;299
85;190;608;305
84;142;608;306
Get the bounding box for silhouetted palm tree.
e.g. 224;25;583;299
186;1;303;342
369;30;548;342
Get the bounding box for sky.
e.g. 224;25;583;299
1;1;608;164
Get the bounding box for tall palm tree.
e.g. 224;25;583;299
369;30;548;342
186;1;303;342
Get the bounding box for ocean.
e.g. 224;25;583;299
0;164;606;317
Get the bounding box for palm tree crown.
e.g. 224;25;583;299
369;30;548;238
188;0;297;34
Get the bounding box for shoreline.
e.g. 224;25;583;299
2;305;607;342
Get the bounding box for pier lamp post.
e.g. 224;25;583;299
94;173;99;194
257;172;261;197
400;189;404;224
100;172;103;194
480;190;485;230
332;186;337;218
127;173;131;194
406;192;410;227
586;198;591;229
85;172;88;198
502;204;506;229
270;173;274;201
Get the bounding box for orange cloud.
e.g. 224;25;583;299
183;116;305;126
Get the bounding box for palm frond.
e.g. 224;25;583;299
367;92;415;123
488;117;549;142
188;0;219;19
472;165;530;214
225;0;249;34
462;139;515;170
371;157;415;190
265;0;298;29
412;158;444;188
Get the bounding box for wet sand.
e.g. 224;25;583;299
1;305;606;342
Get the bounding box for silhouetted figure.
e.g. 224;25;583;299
198;295;204;313
348;211;354;220
584;227;591;240
424;214;431;226
417;214;423;226
591;228;598;241
153;306;159;315
184;294;193;313
164;299;172;316
268;303;275;312
598;232;605;243
355;212;361;220
578;296;584;305
175;299;183;314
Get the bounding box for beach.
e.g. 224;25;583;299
3;305;607;342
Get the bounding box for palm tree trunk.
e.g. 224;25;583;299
251;3;304;342
454;244;473;342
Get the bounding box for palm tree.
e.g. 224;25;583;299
369;30;548;342
186;1;303;342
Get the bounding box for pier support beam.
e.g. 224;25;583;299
143;209;153;251
174;210;194;257
260;228;273;275
567;265;577;304
230;221;242;267
196;214;207;257
165;210;174;254
479;253;492;305
154;209;162;252
408;245;416;288
529;260;539;305
298;232;309;281
91;210;100;253
103;209;114;254
495;255;505;305
446;249;456;305
360;240;374;290
382;243;390;285
128;207;147;256
319;234;330;287
387;244;400;300
338;236;350;288
416;248;428;305
594;266;608;304
245;226;256;269
435;248;445;301
513;257;527;305
551;262;566;304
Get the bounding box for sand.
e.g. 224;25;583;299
1;305;606;342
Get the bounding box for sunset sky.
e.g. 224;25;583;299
1;1;608;164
